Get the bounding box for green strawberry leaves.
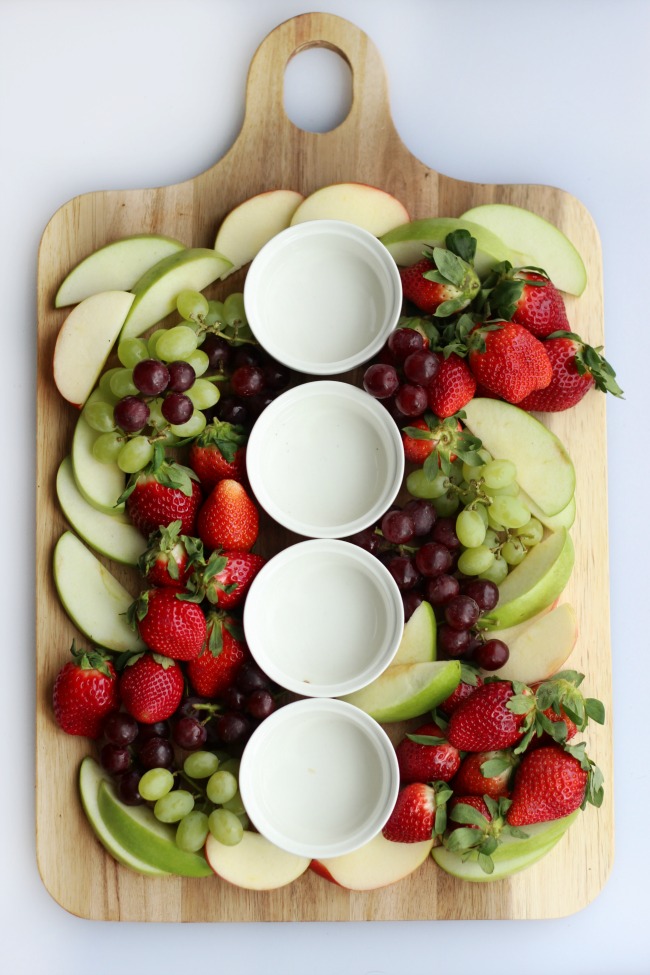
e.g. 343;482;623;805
69;640;115;678
546;330;624;398
194;419;248;463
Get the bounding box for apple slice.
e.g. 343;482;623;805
432;810;579;882
56;457;145;566
53;291;135;408
481;603;578;684
339;659;461;723
518;488;576;532
215;189;304;276
55;234;186;308
120;248;232;339
462;398;575;516
459;203;587;296
290;182;409;236
391;600;436;666
53;531;145;654
482;528;575;630
311;830;433;890
79;756;169;876
97;779;211;878
71;390;125;514
380;217;516;276
205;830;310;890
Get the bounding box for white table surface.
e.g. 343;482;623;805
2;1;648;972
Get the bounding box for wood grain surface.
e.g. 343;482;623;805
35;12;613;921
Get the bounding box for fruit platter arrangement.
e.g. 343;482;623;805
35;13;617;922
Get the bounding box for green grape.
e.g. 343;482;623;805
487;482;520;498
483;527;501;550
224;292;246;325
117;436;154;474
186;378;220;410
479;553;509;584
177;289;209;322
138;767;174;802
154;789;195;823
219;757;241;776
118;337;149;368
83;400;115;433
156;325;199;362
237;812;251;830
183;751;220;779
222;791;246;816
432;491;460;517
91;431;124;463
170;410;207;439
206;769;238;805
488;496;531;530
481;458;517;490
185;348;210;377
175;810;209;853
515;517;544;547
456;508;487;549
487;508;505;532
462;461;484;483
457;544;495;576
475;503;489;528
501;537;527;566
148;329;166;358
147;397;166;429
109;367;138;398
208;808;244;846
406;468;449;500
98;368;122;404
203;300;225;328
457;482;477;506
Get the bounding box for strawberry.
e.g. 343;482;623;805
450;749;517;798
395;722;461;784
197;478;259;552
426;352;476;418
138;520;202;588
119;652;185;724
442;794;523;874
489;268;570;338
186;613;249;698
401;417;437;464
188;420;248;491
191;549;265;610
446;679;535;752
517;331;623;413
52;642;119;738
506;743;604;826
129;587;206;661
121;449;203;538
400;413;469;471
382;781;451;843
400;248;480;317
467;321;552;404
448;794;492;828
438;665;483;716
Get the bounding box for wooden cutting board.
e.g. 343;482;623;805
35;11;613;921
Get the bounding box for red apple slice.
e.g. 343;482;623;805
215;189;304;276
481;603;578;684
205;831;310;890
290;182;409;236
311;831;433;890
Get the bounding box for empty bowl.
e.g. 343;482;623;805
243;219;402;375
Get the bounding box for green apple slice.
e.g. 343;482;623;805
391;600;436;666
55;234;186;308
462;398;575;516
459;203;587;296
53;531;145;653
380;217;516;276
518;488;576;532
56;457;145;566
79;757;169;876
97;780;211;878
121;248;232;339
339;659;461;723
205;831;310;890
432;810;579;882
71;389;125;515
482;528;574;630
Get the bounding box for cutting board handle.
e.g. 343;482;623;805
239;12;399;149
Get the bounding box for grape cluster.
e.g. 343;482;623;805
362;325;439;418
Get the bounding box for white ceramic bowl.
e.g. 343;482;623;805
245;380;404;538
243;219;402;375
238;698;400;859
243;538;404;698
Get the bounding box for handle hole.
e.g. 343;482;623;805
284;46;352;133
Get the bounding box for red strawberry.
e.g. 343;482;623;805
451;749;517;798
446;680;535;752
194;549;265;611
448;794;492;828
138;520;199;588
395;722;460;783
130;587;206;661
52;642;119;738
119;652;185;724
517;332;623;413
400;414;463;466
124;455;202;538
468;321;552;404
188;420;248;491
400;254;479;317
186;613;249;698
438;667;483;716
197;478;259;552
382;783;437;843
506;745;598;826
401;417;436;464
427;353;476;418
510;270;570;338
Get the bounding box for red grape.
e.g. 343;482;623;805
103;711;138;746
114;395;150;432
437;624;472;658
386;555;420;590
415;542;452;577
161;392;193;424
133;359;170;395
403;498;436;536
231;365;266;397
445;595;481;631
363;363;400;399
381;509;415;544
100;743;132;775
395;383;428;417
461;579;499;612
424;573;460;606
474;639;510;671
201;333;232;370
167;360;196;392
403;350;440;386
387;327;424;361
